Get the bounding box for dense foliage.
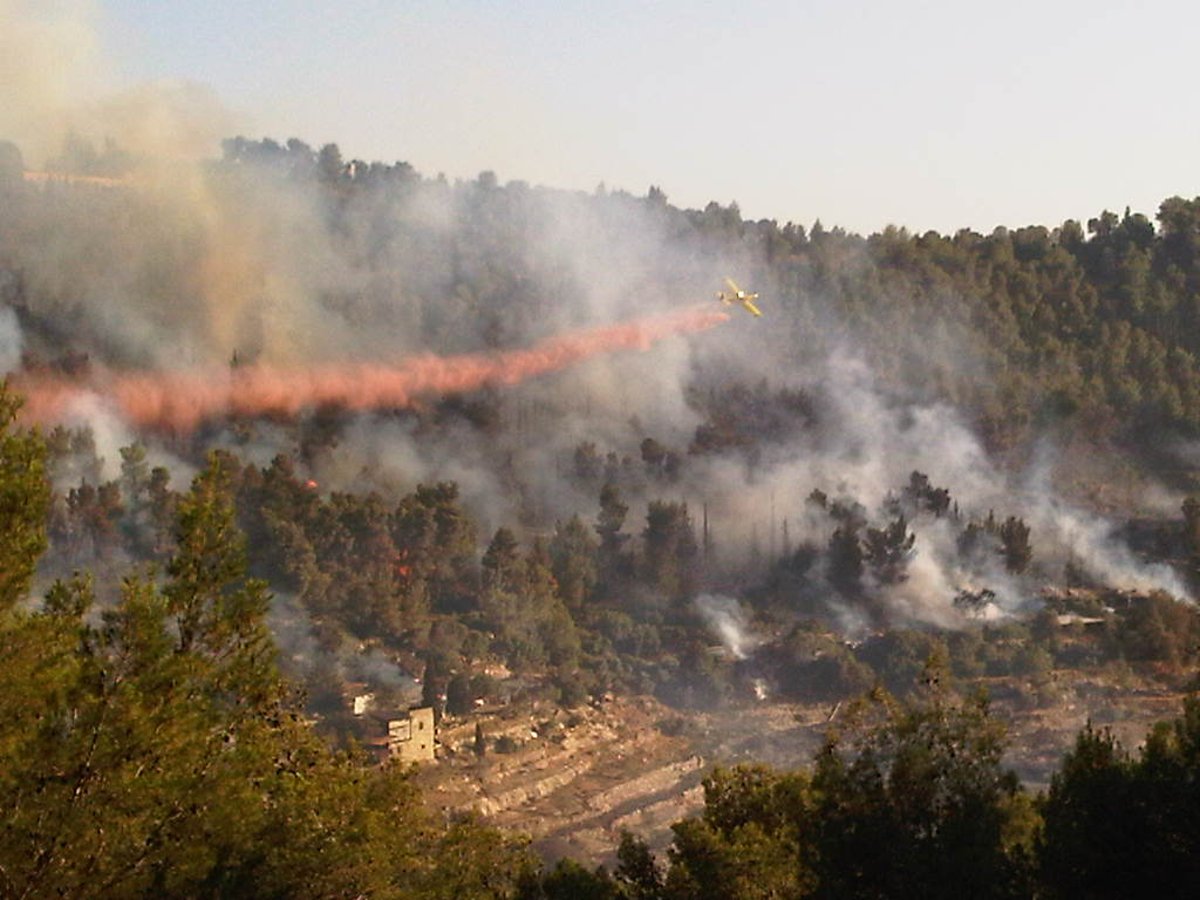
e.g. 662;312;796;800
6;379;1200;894
0;388;535;897
9;135;1200;704
213;145;1200;450
8;134;1200;894
523;686;1200;899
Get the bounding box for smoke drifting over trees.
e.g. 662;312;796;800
3;120;1195;634
10;5;1200;894
3;0;1200;700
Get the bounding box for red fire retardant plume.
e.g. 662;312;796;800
15;305;730;431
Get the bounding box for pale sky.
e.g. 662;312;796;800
88;0;1200;235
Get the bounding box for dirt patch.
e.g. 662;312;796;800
414;675;1190;867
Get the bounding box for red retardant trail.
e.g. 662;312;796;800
15;305;731;431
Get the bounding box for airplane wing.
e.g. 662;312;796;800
742;298;763;317
725;277;741;294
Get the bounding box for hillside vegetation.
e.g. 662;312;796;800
4;135;1200;895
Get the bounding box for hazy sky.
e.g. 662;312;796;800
72;0;1200;234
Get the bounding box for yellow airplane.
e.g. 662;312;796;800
717;278;762;317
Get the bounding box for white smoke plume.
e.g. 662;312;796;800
1023;456;1191;599
695;594;758;660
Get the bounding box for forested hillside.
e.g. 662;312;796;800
5;136;1200;706
0;390;537;896
5;135;1200;895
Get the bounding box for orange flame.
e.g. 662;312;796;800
14;304;730;431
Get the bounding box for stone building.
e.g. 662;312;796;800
388;706;436;763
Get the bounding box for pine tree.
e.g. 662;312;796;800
0;382;49;612
164;451;278;702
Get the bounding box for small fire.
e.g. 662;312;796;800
393;549;413;580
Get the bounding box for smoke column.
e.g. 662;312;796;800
15;304;730;431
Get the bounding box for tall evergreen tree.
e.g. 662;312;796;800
0;383;49;612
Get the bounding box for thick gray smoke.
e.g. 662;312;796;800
2;0;1188;638
739;350;1189;622
0;306;21;374
268;592;419;702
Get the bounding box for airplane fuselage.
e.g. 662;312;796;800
716;280;762;317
